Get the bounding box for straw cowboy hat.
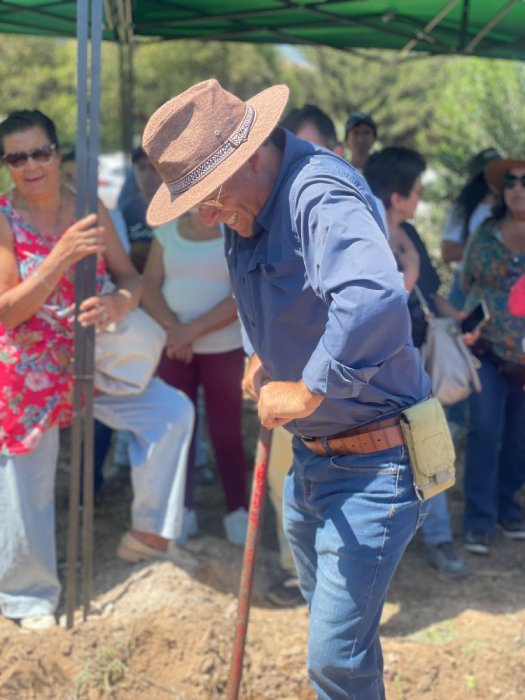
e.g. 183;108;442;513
143;79;290;226
485;157;525;192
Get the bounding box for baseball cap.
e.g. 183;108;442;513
345;112;377;138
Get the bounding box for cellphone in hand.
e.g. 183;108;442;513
460;299;490;334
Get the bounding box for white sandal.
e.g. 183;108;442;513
19;614;56;631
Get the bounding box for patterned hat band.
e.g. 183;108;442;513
166;105;257;195
144;80;290;226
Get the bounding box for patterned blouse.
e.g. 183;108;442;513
462;219;525;364
0;194;106;455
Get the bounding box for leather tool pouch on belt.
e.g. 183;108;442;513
400;397;456;501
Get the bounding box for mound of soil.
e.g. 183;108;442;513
1;410;524;699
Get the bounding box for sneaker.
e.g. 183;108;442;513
223;507;248;546
265;574;305;607
464;530;491;555
425;542;468;579
499;519;525;540
19;614;56;631
176;508;199;545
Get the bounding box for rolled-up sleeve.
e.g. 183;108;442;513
294;180;412;399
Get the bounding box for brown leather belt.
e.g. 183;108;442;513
302;415;405;456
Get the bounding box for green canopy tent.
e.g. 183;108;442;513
0;1;524;60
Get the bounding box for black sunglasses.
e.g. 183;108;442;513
2;143;57;169
503;173;525;189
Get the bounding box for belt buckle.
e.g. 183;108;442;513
301;434;334;457
320;436;335;456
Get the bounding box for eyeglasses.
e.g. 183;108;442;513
2;144;57;169
503;173;525;190
198;183;224;210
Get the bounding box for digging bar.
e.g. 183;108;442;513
226;425;273;700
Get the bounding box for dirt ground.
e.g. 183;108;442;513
1;404;524;700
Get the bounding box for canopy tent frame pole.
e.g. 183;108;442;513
65;0;102;629
399;0;460;55
115;0;134;159
118;39;134;157
459;0;470;50
464;0;520;53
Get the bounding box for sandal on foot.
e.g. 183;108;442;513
19;614;56;631
116;532;175;563
116;532;197;572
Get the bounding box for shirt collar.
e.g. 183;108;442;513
255;129;319;234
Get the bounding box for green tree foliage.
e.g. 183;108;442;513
0;35;522;188
288;46;446;149
0;36;297;149
418;56;525;199
132;40;292;135
0;36;120;151
0;37;74;140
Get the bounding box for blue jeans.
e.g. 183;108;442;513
464;356;525;534
420;491;452;545
284;438;422;700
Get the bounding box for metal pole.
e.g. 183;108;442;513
399;0;459;55
226;426;273;700
463;0;519;54
66;0;102;629
118;37;134;157
117;0;134;158
82;0;102;620
66;0;88;630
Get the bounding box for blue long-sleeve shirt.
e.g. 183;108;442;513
225;130;430;438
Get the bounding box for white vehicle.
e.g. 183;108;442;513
97;152;127;208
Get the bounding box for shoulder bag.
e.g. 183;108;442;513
95;297;166;396
413;285;481;405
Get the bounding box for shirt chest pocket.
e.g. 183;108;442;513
259;259;307;294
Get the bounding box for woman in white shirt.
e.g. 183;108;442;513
143;210;249;546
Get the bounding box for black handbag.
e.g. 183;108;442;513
472;339;525;387
499;362;525;386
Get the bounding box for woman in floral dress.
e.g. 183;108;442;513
0;110;194;630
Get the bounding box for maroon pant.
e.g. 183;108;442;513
157;347;248;512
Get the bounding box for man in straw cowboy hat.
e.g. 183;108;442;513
143;79;430;700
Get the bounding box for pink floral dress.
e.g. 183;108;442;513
0;194;106;455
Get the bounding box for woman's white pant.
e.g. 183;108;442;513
0;378;194;619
